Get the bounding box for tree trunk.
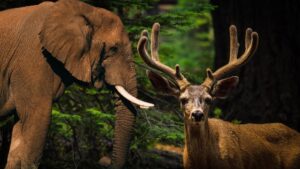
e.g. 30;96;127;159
211;0;300;131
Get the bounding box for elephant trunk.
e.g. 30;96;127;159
112;72;137;169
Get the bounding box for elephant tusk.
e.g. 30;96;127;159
115;85;154;109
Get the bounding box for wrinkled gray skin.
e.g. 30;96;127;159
0;0;137;168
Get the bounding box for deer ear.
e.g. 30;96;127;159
211;76;239;99
147;71;180;96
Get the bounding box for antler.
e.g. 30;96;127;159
202;25;259;89
137;23;190;90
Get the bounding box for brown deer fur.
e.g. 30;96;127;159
183;118;300;169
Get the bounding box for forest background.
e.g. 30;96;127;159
0;0;299;169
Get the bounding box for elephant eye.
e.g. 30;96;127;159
109;46;118;55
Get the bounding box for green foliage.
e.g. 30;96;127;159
132;4;214;86
51;109;82;138
212;107;242;124
213;107;223;118
134;109;184;148
41;85;116;169
232;119;242;124
85;108;115;139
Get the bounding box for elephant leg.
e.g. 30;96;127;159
5;102;52;169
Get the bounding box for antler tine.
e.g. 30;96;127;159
137;23;190;90
245;28;252;49
202;25;259;89
137;35;177;79
141;29;149;39
235;30;259;69
151;23;160;61
229;25;239;62
139;29;150;57
213;27;259;80
137;31;150;64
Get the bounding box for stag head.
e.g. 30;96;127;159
138;23;259;124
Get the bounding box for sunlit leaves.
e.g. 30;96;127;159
51;109;82;138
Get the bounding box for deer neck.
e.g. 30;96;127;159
184;119;215;167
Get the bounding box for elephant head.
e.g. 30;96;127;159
39;0;153;168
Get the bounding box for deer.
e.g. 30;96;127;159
137;23;300;169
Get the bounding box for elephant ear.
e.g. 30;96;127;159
39;0;94;82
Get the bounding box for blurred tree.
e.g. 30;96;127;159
211;0;300;131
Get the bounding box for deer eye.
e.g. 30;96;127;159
204;97;212;105
180;98;189;106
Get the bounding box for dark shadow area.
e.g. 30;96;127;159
42;49;90;88
0;114;18;169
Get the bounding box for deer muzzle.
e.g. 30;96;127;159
191;110;204;122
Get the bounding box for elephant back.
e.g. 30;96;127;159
0;2;54;65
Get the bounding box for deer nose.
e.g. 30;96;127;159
191;111;204;122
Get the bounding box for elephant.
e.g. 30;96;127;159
0;0;153;168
